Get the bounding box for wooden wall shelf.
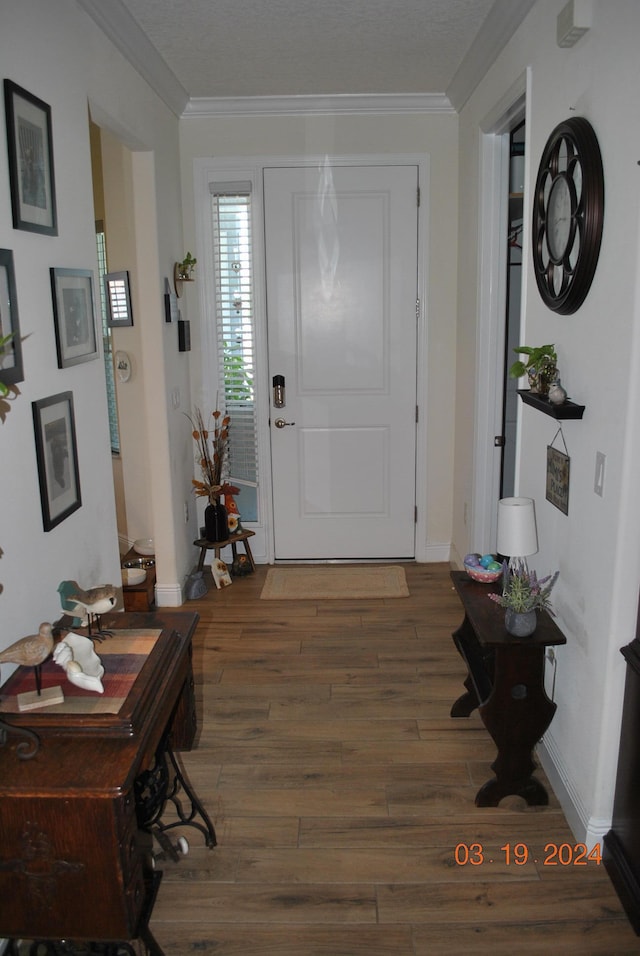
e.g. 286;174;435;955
517;389;585;420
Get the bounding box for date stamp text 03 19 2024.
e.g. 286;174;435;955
454;842;602;867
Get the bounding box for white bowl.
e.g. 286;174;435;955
133;538;155;556
122;567;146;587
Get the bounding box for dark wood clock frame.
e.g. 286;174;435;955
532;116;604;315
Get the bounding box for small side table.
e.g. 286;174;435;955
194;530;256;573
122;546;156;611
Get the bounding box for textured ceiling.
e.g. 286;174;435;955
116;0;497;99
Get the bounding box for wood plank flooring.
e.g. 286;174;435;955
150;562;638;954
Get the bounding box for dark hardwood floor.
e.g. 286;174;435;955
150;562;638;954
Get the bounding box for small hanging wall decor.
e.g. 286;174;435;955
546;427;570;515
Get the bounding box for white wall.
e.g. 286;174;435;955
453;0;640;841
179;112;460;561
0;0;192;668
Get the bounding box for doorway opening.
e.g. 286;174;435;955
500;119;526;499
471;79;527;553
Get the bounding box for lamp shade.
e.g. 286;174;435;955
497;497;539;559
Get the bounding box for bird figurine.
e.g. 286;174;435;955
0;623;54;695
60;581;117;636
548;379;568;405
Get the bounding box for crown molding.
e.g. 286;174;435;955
79;0;531;120
446;0;537;111
77;0;189;117
182;93;454;119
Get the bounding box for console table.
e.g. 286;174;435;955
450;570;566;807
0;610;214;953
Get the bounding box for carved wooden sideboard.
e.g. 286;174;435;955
0;610;208;951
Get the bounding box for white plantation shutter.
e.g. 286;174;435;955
211;184;258;521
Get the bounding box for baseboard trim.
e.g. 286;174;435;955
154;583;184;607
537;735;612;847
417;542;451;563
537;736;587;842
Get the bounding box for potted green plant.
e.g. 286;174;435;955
176;252;197;280
489;564;559;637
509;343;557;395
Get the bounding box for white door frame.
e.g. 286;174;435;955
471;74;529;553
194;153;429;564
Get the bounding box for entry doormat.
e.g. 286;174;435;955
260;565;409;600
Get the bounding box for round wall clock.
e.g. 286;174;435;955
531;116;604;314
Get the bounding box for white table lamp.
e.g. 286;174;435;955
497;497;538;571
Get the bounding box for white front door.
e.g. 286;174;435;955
264;163;419;559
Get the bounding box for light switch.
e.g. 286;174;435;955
594;451;606;497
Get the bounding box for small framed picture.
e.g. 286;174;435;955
164;290;179;324
546;444;570;516
32;391;82;531
104;271;133;327
50;268;99;368
4;79;57;235
212;558;233;589
0;249;23;387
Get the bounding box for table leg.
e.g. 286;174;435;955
450;615;494;718
476;644;554;807
242;537;256;571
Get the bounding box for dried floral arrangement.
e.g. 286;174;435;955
188;406;230;505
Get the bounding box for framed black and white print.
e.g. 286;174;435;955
32;391;82;531
50;268;99;368
104;271;133;327
4;79;57;235
0;248;23;387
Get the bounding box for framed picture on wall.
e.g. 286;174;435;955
104;271;133;327
50;268;99;368
0;248;23;387
32;391;82;531
4;79;57;235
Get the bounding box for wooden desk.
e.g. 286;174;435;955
0;610;211;950
450;570;566;807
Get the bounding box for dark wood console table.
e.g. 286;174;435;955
450;570;566;807
0;610;214;953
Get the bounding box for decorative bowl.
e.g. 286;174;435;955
464;560;503;584
123;556;155;570
121;567;146;587
133;537;155;556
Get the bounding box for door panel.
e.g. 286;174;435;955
264;164;418;559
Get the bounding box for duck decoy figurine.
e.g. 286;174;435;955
61;581;118;636
0;623;54;695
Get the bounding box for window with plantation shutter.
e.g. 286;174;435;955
211;184;258;522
